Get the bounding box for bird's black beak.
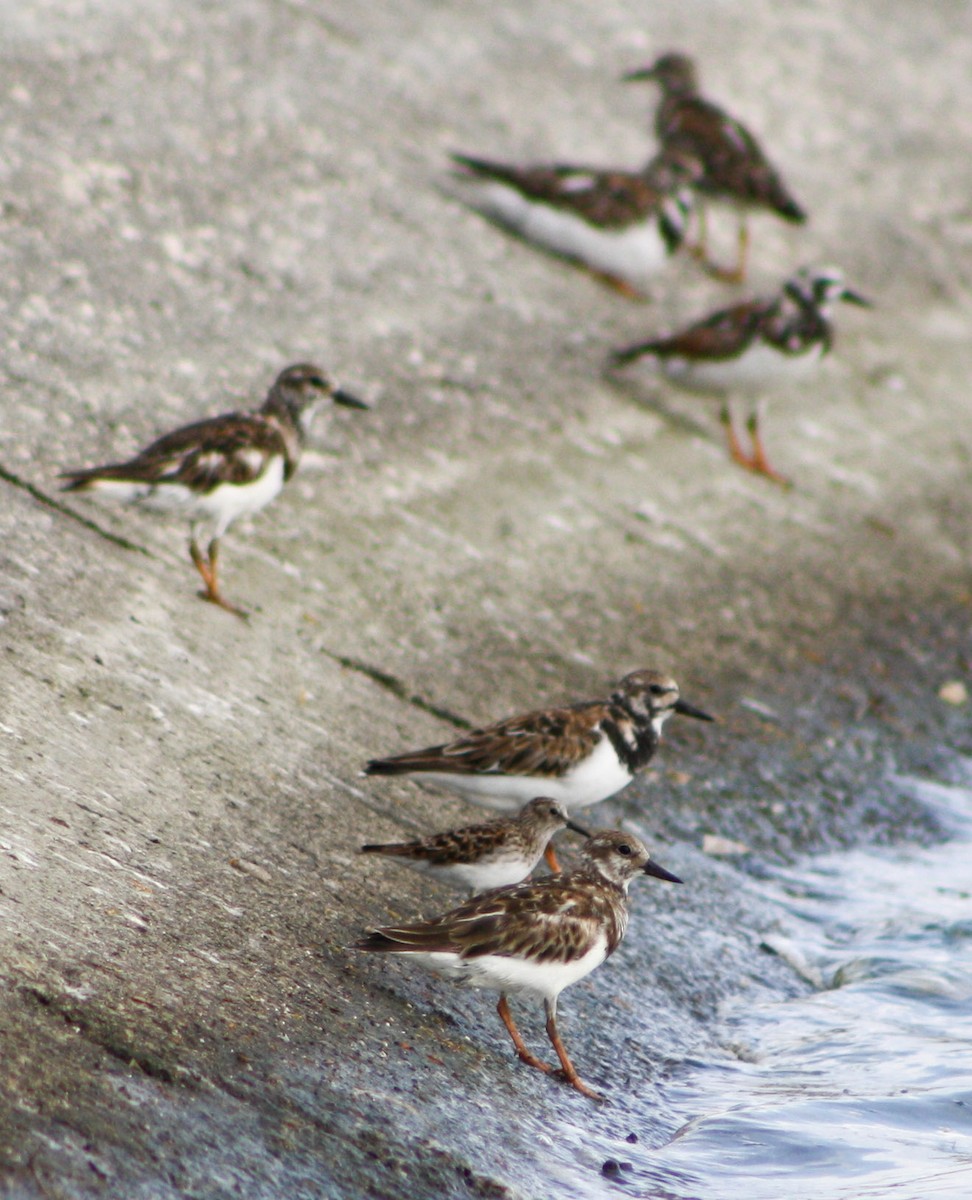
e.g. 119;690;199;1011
841;288;872;308
333;388;370;410
644;859;682;884
621;66;655;83
565;818;591;838
674;698;715;722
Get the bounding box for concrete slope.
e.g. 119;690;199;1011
1;2;970;1196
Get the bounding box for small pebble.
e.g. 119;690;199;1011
601;1159;632;1178
229;858;272;884
702;834;750;857
938;681;968;706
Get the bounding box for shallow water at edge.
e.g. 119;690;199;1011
611;767;972;1200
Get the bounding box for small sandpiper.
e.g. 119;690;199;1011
451;148;700;296
360;797;589;893
610;265;870;484
623;52;806;281
355;829;682;1100
60;363;368;617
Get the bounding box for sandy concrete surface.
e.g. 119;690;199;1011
1;1;971;1196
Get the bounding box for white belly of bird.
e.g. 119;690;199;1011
421;855;537;892
411;735;633;814
439;854;537;892
664;340;825;392
86;456;286;539
412;934;610;1003
469;180;670;291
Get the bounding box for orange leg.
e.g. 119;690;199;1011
589;268;644;300
543;844;562;873
746;412;791;488
734;218;751;284
719;403;757;471
497;996;551;1073
720;406;790;487
190;538;249;619
689;205;747;283
704;218;751;284
189;537;215;593
686;202;709;260
545;1000;603;1101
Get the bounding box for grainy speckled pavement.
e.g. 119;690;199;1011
1;2;971;1196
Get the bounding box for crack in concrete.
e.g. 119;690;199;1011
320;648;473;731
21;985;182;1086
0;464;153;558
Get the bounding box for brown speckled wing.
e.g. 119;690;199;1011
454;885;622;964
356;873;625;962
362;819;517;867
454;153;665;228
614;299;773;365
62;412;287;494
127;414;285;491
365;703;606;779
660;98;805;219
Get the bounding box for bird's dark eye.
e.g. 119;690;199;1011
649;684;667;695
618;843;632;856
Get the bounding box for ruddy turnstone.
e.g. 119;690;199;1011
623;52;806;281
360;797;590;893
451;149;700;295
610;265;870;484
354;829;682;1100
364;668;712;819
60;363;367;617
